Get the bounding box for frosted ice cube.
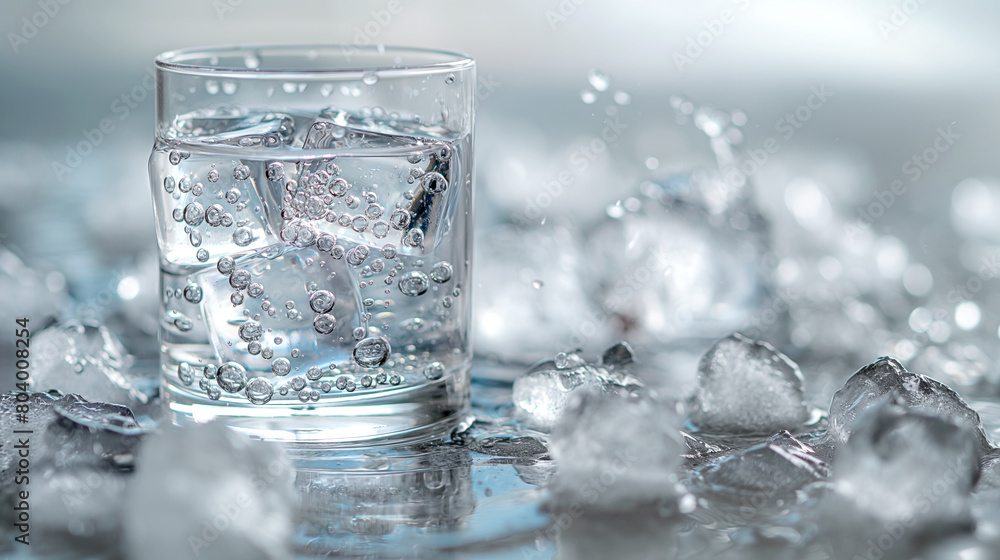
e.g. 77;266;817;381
688;334;810;434
197;245;362;373
699;431;829;497
547;389;683;510
512;347;643;431
585;195;767;345
30;321;147;406
827;402;979;529
475;224;613;368
124;422;296;560
827;357;991;454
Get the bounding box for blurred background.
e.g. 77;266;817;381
2;0;1000;404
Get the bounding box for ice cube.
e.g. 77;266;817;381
585;194;767;345
124;422;296;560
688;334;811;434
197;245;362;373
827;357;991;454
698;431;829;497
823;403;979;543
547;389;683;510
512;347;643;431
30;321;147;406
475;224;613;368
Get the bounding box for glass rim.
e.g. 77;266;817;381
155;44;475;78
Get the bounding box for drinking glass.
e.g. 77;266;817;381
150;45;475;442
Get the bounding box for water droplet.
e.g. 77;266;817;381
533;279;544;289
398;271;429;296
245;377;274;405
271;357;291;376
183;284;203;303
217;362;247;392
233;165;250;181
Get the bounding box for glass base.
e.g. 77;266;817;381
163;374;472;445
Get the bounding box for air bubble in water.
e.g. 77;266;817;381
196;249;209;262
173;313;194;332
306;367;323;381
207;386;221;400
271;357;291;376
329;178;349;197
169;150;182;165
330;245;345;259
402;228;424;247
231;292;245;305
362;71;378;85
163;177;175;193
192;183;204;196
347;246;370;266
290;376;306;391
581;90;597;104
207;169;219;182
335;376;348;390
429;261;453;283
382;244;397;259
245;377;273;405
261;347;274;359
248;341;261;355
352;327;367;340
238;320;262;342
445;73;455;84
229;269;251;289
218;256;235;275
266;162;284;182
217;362;247;392
389;374;402;386
351;215;369;233
178;363;195;385
183;284;203;303
423;362;445;380
309;290;335;313
389;209;411;230
179;178;192;193
226;189;241;204
232;227;253;246
183;202;205;226
189;229;203;247
421;172;448;194
398;271;429;296
172;207;184;222
247;283;264;298
233;165;250;181
313;314;336;334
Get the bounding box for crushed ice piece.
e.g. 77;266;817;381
822;402;979;546
512;346;644;431
547;389;683;510
124;422;296;560
699;431;829;496
828;356;991;454
30;321;147;406
688;334;810;434
468;436;548;459
601;341;636;367
52;394;145;436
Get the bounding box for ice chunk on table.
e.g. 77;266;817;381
828;356;991;454
124;422;296;560
821;402;979;555
698;431;829;497
512;344;643;431
688;334;810;434
547;389;683;510
30;321;146;406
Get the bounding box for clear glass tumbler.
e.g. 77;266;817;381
149;45;475;442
